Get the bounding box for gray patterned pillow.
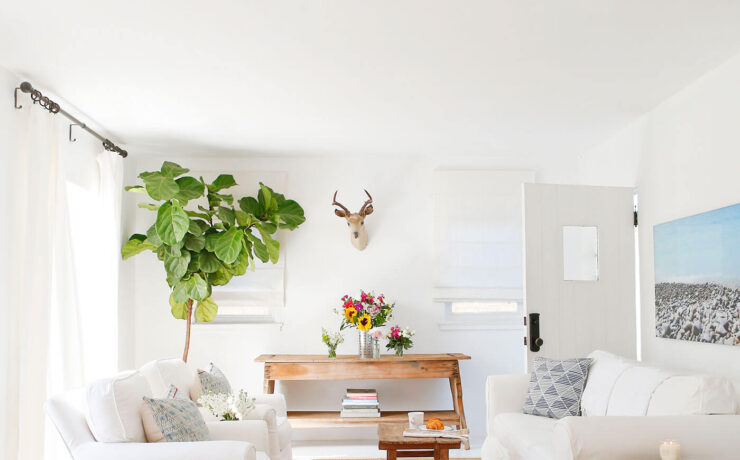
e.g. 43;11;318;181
197;363;232;394
141;397;210;442
523;357;592;419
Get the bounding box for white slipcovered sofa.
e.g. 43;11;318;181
45;358;292;460
482;351;740;460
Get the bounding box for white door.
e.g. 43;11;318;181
523;183;636;370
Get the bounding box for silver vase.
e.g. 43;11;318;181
357;330;373;359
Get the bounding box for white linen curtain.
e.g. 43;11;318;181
0;69;123;460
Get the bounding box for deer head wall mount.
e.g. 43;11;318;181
332;190;373;251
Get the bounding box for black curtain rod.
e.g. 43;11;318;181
14;81;128;158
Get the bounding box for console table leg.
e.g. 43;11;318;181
264;379;275;394
386;449;397;460
449;363;467;429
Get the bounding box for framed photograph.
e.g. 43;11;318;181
654;203;740;346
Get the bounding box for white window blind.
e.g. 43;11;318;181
433;170;535;302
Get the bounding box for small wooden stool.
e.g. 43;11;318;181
378;423;461;460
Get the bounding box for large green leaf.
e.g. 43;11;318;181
161;161;189;178
172;279;189;303
208;174;237;192
277;200;306;229
143;172;179;201
186;210;211;220
214;227;243;264
195;297;218;322
217;206;235;227
188;219;209;236
204;231;221;251
125;185;146;193
246;232;269;263
121;235;157;259
164;250;190;280
230;243;250;276
238;196;260;217
169;293;189;319
174;176;205;202
235;210;249;226
208;265;233;286
256;221;277;235
184;234;205;252
257;229;280;263
186;253;199;273
208;191;234;208
185;274;209;301
258;183;272;214
198;251;221;273
156;201;190;245
146;224;162;246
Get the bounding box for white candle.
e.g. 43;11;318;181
659;440;680;460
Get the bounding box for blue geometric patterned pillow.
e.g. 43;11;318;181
523;357;592;419
142;397;210;442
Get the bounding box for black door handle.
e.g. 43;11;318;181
529;313;543;352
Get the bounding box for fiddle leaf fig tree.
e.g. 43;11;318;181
122;161;305;361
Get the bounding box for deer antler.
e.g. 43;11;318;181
359;190;373;216
332;191;351;217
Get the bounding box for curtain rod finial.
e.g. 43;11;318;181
20;81;32;93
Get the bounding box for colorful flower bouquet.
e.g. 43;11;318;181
198;389;256;421
321;328;344;358
386;325;415;357
336;291;394;331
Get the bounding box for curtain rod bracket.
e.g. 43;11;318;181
16;81;128;157
14;87;23;109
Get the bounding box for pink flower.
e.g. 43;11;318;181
361;291;368;302
355;302;363;312
391;326;400;338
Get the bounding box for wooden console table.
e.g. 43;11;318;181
254;353;471;429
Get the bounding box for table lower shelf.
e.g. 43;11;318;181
286;410;460;428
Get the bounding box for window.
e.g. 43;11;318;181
192;170;287;325
433;170;534;328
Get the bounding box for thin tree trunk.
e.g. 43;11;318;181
182;299;193;362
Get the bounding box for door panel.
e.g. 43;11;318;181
523;184;636;370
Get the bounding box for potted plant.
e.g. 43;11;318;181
121;161;305;361
385;326;415;357
336;291;394;358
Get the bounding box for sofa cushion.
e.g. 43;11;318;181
606;366;674;416
492;412;558;460
85;370;151;442
523;357;592;419
140;396;210;442
139;358;195;399
647;375;737;416
276;416;292;450
581;350;636;416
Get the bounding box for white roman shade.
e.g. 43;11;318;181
433;170;535;302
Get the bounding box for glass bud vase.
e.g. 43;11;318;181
357;330;373;359
327;345;337;358
394;346;404;358
372;338;380;359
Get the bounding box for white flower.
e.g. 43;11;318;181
198;389;255;421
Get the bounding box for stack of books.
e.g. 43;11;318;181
340;388;380;418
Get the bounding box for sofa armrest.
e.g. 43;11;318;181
485;374;529;436
207;420;269;453
553;415;740;460
253;393;287;417
74;440;255;460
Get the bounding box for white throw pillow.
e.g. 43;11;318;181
85;370;151;442
190;363;232;401
606;366;675;416
647;375;737;416
139;358;195;399
580;350;636;416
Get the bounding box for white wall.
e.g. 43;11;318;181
121;152;579;440
578;52;740;378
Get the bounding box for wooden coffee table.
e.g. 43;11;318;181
378;423;461;460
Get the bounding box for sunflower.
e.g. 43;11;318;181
356;313;372;331
344;306;358;322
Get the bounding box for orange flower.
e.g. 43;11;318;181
357;314;372;331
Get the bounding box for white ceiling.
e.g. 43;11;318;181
2;1;740;158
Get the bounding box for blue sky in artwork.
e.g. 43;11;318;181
654;203;740;287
